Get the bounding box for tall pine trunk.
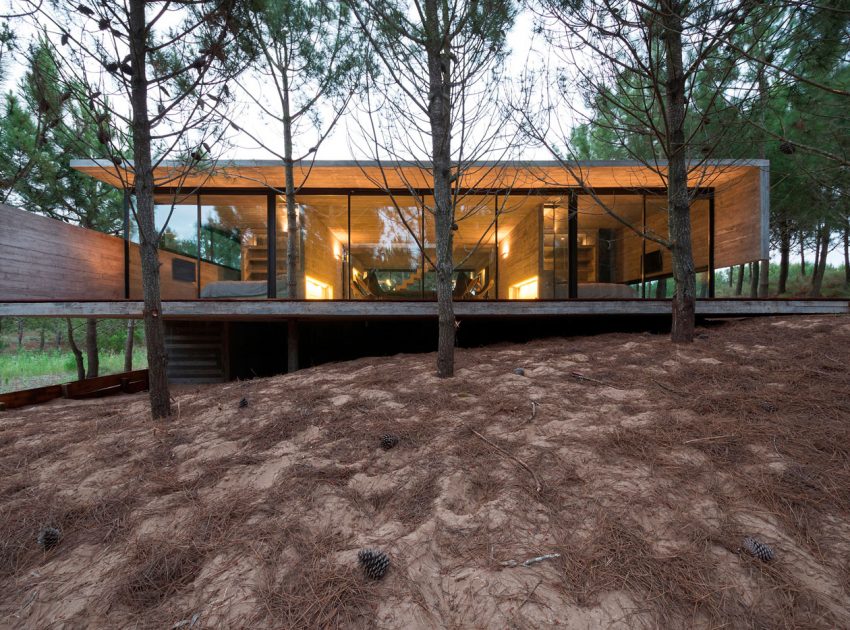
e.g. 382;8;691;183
426;0;456;375
129;0;170;418
85;318;99;378
16;318;23;351
735;264;744;295
777;221;790;294
800;237;806;276
662;1;695;342
809;225;830;297
66;318;85;381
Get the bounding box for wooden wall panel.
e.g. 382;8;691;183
0;204;124;300
498;207;541;297
304;213;343;298
714;169;762;268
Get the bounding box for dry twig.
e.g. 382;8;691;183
469;428;542;493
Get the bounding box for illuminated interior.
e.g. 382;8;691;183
509;277;539;300
129;190;710;300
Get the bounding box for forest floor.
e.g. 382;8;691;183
1;315;849;629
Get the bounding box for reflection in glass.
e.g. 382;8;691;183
198;195;269;298
129;193;201;299
350;196;423;300
424;195;496;300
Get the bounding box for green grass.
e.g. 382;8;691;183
713;263;850;298
0;348;148;393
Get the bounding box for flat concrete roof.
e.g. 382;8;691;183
70;159;769;191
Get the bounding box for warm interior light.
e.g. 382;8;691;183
305;275;332;300
509;276;538;300
501;241;510;258
333;240;341;260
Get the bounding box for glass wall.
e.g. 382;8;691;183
293;195;347;299
127;188;714;301
129;193;201;299
424;195;497;300
498;194;570;300
577;194;711;299
198;195;266;298
349;195;423;299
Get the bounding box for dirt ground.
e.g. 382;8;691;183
1;315;849;629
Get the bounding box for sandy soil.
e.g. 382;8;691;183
1;315;849;629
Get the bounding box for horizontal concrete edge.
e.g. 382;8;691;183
0;300;847;319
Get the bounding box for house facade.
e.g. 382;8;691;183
1;159;802;382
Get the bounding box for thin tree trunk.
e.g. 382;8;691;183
66;318;85;381
425;0;456;375
778;221;791;294
655;277;667;298
124;319;135;372
809;225;830;297
282;75;300;370
16;318;23;351
758;260;769;297
54;325;62;350
800;237;806;276
662;2;695;343
844;217;850;289
814;227;821;273
749;261;759;298
129;0;170;418
85;318;99;378
735;264;744;295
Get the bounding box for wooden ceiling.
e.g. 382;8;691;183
72;159;765;192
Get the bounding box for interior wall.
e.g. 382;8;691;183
303;213;343;298
498;206;541;297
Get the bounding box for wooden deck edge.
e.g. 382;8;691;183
0;299;847;319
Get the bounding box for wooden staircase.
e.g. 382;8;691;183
396;268;423;292
165;321;227;384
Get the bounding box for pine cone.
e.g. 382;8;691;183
37;526;61;551
380;434;399;450
779;140;796;155
238;397;248;409
358;548;390;580
742;536;774;562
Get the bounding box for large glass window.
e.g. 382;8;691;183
497;194;554;300
198;195;268;298
424;194;497;300
296;195;347;299
349;195;423;300
129;193;200;299
124;187;713;301
577;194;711;299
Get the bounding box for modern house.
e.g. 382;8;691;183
1;159;842;382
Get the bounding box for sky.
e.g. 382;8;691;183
1;2;844;265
